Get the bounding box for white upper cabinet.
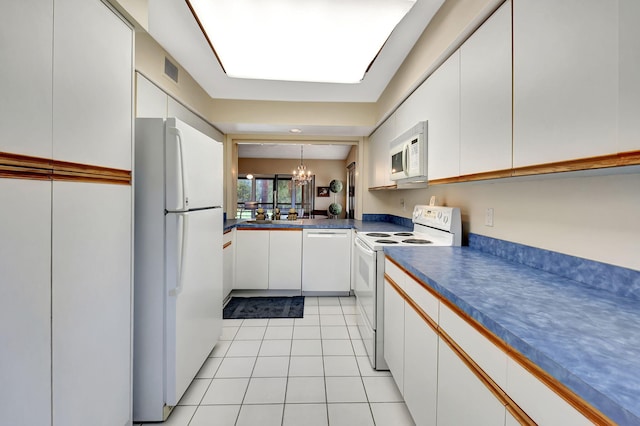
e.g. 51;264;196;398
136;73;168;119
0;0;53;158
53;0;133;170
618;0;640;153
513;0;618;167
460;1;512;175
368;116;396;188
423;51;461;180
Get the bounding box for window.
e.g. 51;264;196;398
237;174;314;219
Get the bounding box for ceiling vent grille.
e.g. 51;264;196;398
164;57;179;83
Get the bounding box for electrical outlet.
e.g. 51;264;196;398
485;208;494;227
400;198;405;211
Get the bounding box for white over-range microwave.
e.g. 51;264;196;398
390;121;428;185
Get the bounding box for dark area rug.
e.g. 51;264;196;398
223;296;304;319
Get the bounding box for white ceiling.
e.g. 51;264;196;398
147;0;444;103
238;143;353;160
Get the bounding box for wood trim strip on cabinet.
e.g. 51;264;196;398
224;229;233;235
511;150;640;177
385;255;614;425
0;151;131;185
428;150;640;186
223;241;232;249
368;184;398;191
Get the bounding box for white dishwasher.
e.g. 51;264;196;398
302;229;352;295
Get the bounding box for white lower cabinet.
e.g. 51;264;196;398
385;257;595;426
269;230;302;290
235;229;303;291
383;279;405;394
404;305;438;426
437;341;506;426
52;182;132;426
235;229;270;289
0;179;52;426
222;229;235;300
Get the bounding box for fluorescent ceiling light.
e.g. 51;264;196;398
187;0;416;84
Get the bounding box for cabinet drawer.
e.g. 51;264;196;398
507;359;591;426
439;303;507;389
384;258;404;290
403;275;438;324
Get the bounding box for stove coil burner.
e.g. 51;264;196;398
375;239;399;244
394;232;414;237
366;232;391;238
402;239;432;244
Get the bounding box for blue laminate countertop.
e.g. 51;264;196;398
224;219;412;233
383;246;640;425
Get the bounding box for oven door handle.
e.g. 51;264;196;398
355;236;376;258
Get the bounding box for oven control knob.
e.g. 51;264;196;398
443;216;449;224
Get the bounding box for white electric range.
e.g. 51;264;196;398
353;205;461;370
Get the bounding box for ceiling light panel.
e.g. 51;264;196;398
188;0;416;84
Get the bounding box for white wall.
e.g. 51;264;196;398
365;169;640;270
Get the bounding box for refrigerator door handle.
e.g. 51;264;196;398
169;213;189;296
175;128;190;210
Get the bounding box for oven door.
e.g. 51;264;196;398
353;236;377;329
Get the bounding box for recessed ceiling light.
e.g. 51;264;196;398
187;0;416;84
289;128;303;134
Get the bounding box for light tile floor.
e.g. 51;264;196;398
136;296;415;426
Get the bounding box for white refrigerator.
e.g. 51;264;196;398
133;118;223;422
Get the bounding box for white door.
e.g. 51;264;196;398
0;179;52;426
52;181;132;426
165;208;222;406
165;118;223;211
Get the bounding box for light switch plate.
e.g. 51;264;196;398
485;208;494;227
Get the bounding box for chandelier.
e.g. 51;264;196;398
292;145;313;186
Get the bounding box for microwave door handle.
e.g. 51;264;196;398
403;143;410;176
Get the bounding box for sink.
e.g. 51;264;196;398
244;219;304;224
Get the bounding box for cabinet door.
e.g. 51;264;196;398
618;0;640;153
136;73;168;118
269;230;302;290
223;230;235;300
53;0;133;169
52;182;132;426
460;1;512;175
423;51;461;180
235;230;270;289
0;179;52;426
383;280;405;395
368;116;396;188
437;341;505;426
0;0;53;158
513;0;618;167
404;305;438;426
